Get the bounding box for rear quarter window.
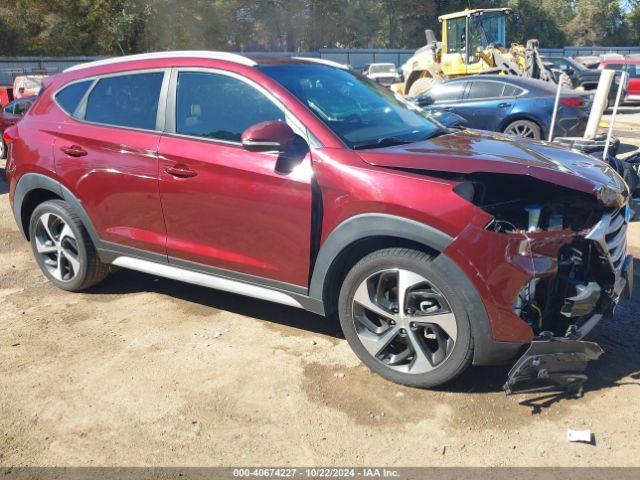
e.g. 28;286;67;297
55;80;93;116
502;84;525;97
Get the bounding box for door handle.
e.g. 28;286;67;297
60;145;88;157
498;103;511;108
165;164;197;178
442;106;454;111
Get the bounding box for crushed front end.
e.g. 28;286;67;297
445;173;633;395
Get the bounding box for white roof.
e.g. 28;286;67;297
64;51;257;73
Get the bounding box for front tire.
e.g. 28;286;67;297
0;139;6;159
338;248;473;388
29;200;109;291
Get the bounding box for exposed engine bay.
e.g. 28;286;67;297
453;173;629;336
451;173;633;395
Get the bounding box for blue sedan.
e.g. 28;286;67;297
411;75;590;140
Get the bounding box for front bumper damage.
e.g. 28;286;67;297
503;207;634;396
448;204;633;396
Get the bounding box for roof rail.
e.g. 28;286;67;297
292;57;348;69
64;51;256;73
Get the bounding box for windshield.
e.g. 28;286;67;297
370;64;396;74
260;64;443;149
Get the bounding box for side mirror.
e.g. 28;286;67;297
241;120;296;152
564;67;575;76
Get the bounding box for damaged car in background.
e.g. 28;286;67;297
5;53;632;395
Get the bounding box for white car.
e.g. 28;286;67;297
363;63;399;86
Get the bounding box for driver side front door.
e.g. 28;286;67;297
158;69;314;288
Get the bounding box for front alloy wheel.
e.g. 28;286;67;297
338;248;473;388
352;269;457;373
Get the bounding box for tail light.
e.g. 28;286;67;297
559;97;585;108
3;128;13;144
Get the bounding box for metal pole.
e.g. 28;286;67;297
548;78;563;142
603;70;628;162
584;68;614;140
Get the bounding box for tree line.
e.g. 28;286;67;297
1;0;639;57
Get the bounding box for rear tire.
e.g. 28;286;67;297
29;200;109;292
338;248;473;388
503;119;542;140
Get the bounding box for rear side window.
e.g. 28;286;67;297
55;80;93;115
603;64;624;71
467;81;505;99
629;65;640;78
85;72;164;130
175;72;284;142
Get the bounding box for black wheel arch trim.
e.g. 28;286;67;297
13;173;101;248
308;213;453;306
308;213;525;365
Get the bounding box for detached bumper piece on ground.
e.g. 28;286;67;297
503;335;603;397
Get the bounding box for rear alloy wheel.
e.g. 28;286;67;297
503;119;542;140
339;248;473;388
29;200;109;291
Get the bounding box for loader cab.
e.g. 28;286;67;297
440;8;511;73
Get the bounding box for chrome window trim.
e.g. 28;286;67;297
447;79;528;103
164;66;319;148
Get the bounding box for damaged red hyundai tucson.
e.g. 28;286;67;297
4;52;633;393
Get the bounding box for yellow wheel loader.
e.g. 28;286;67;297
394;8;564;97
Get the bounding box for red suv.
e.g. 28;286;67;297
4;52;633;391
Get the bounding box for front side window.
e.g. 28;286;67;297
176;72;284;142
629;64;640;78
467;81;505;99
3;103;15;114
603;64;624;71
260;64;443;149
85;72;164;130
56;79;93;116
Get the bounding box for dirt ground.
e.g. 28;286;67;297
1;108;639;467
